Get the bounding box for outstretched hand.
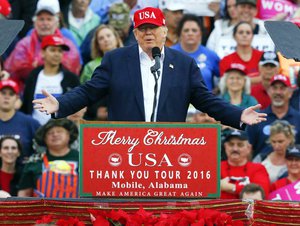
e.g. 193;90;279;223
241;104;267;126
32;89;59;115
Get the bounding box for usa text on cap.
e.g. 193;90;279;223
0;79;19;94
133;7;165;28
224;63;247;75
270;74;291;87
41;35;70;51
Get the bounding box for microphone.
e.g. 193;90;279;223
150;47;161;122
150;47;161;73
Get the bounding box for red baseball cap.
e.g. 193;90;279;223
224;63;247;75
41;35;70;51
0;0;11;17
270;74;291;87
0;79;19;94
133;7;165;28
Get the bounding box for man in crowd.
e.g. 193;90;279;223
240;183;265;200
18;119;79;198
0;80;40;161
162;2;184;47
4;0;81;91
221;129;270;199
247;74;300;158
251;51;280;110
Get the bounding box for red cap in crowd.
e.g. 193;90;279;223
41;35;70;51
0;0;11;17
0;79;19;94
224;63;247;75
133;7;165;28
270;74;291;87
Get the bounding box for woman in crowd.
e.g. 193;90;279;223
206;0;238;53
80;24;123;120
254;120;295;183
171;14;220;92
0;136;22;196
270;145;300;193
80;24;123;84
219;63;258;108
219;21;263;85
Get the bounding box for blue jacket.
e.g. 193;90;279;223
57;45;244;127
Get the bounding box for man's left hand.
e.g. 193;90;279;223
241;104;267;126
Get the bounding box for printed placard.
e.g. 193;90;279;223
268;180;300;201
159;0;218;16
80;123;221;198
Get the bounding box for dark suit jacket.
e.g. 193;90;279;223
57;45;244;128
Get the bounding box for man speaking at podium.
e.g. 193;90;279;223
33;7;266;129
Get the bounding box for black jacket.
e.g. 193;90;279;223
21;65;80;115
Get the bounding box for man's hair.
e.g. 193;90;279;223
239;183;265;199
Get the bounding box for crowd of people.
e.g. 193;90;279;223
0;0;300;201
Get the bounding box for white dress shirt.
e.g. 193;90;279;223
138;46;165;122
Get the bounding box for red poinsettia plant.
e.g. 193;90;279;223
88;207;244;226
36;215;85;226
35;207;243;226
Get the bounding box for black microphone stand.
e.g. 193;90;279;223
150;66;160;122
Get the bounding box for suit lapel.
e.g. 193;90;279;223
158;47;175;113
127;45;145;119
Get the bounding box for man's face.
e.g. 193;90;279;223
0;87;18;112
34;11;58;38
237;3;257;23
242;191;263;200
45;126;70;149
268;82;292;107
224;137;251;163
164;10;183;30
259;64;279;89
133;24;167;56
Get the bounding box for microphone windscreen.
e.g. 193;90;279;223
152;47;161;58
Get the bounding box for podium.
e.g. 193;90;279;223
79;122;221;199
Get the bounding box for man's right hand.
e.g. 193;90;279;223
32;89;59;115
